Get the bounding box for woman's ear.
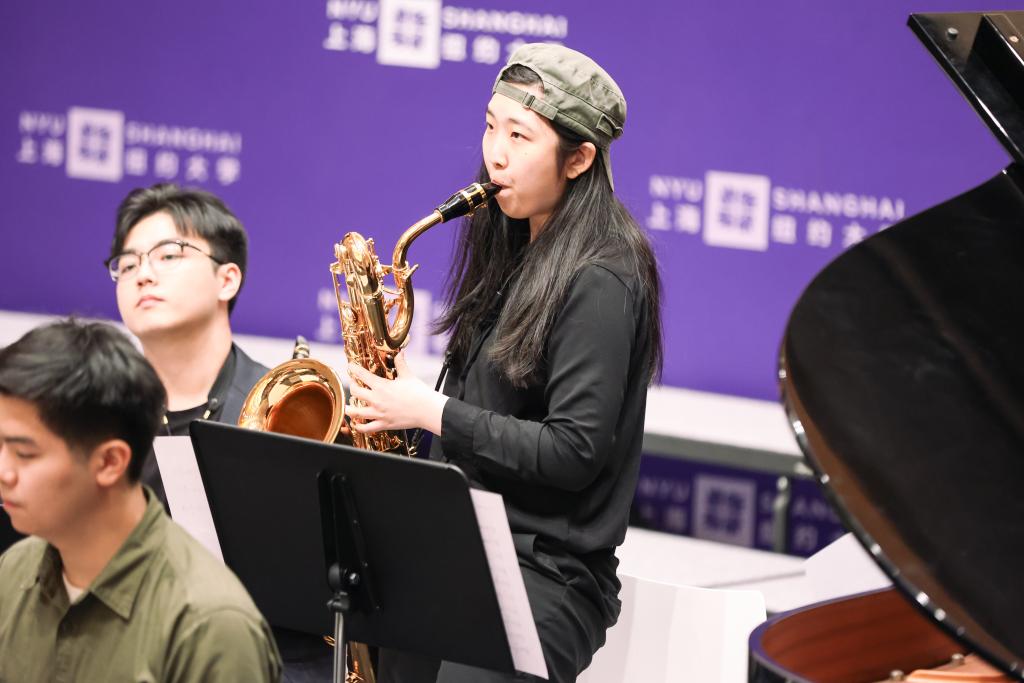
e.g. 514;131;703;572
565;142;597;180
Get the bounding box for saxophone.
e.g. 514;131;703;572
331;181;498;453
239;181;497;447
238;181;497;683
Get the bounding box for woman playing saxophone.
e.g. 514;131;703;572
344;43;663;683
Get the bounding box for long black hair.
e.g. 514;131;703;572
434;66;663;388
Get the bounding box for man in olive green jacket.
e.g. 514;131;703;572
0;319;282;682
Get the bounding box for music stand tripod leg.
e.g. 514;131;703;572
322;472;377;683
327;582;351;683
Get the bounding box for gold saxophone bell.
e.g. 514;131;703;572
238;181;498;683
237;336;347;443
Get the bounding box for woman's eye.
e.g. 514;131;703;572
510;131;522;139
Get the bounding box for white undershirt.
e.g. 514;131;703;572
62;572;85;603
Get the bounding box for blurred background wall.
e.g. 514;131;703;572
0;0;1010;554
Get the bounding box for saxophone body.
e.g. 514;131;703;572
239;181;497;449
331;182;499;454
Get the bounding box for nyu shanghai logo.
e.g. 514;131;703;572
647;169;907;253
65;107;125;182
692;474;756;547
16;106;243;187
703;171;771;251
323;0;570;70
377;0;442;68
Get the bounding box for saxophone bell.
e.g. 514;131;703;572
237;336;348;444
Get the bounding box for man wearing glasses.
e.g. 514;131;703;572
107;184;333;682
105;183;267;505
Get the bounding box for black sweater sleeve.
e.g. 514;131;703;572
439;264;637;492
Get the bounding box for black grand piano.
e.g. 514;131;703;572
749;11;1024;683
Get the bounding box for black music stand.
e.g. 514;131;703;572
189;421;521;682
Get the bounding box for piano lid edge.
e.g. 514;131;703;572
909;12;1024;165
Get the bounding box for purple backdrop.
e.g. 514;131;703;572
0;0;1010;400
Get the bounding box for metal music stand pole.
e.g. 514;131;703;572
321;472;375;683
327;571;350;683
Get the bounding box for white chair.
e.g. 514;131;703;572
577;573;767;683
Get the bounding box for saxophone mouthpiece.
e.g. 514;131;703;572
437;182;500;223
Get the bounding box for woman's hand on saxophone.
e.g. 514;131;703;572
346;351;447;436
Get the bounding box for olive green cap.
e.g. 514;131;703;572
493;43;626;189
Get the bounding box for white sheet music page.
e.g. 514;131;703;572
153;436;224;563
469;488;549;679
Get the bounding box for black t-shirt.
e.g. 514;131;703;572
165;403;210;437
141;347;238;507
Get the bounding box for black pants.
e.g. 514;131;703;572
378;564;609;683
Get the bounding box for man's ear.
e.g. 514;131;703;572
216;263;242;304
565;141;597;180
90;439;133;488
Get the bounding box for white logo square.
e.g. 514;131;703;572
66;107;125;182
692;474;756;547
377;0;441;69
703;170;771;251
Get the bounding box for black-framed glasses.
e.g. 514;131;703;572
105;239;225;282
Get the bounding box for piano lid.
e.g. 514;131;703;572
780;11;1024;680
910;11;1024;164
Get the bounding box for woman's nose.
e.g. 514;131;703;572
485;137;507;169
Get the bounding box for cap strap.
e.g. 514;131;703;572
494;80;559;122
597;113;623;140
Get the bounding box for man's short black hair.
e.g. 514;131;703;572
0;319;165;483
111;183;249;314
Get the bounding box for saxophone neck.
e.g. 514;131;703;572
383;214;438;351
347;181;501;352
392;212;443;273
391;182;499;269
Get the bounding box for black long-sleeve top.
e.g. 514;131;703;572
430;256;652;623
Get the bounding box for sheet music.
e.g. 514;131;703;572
470;489;549;680
153;436;224;563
